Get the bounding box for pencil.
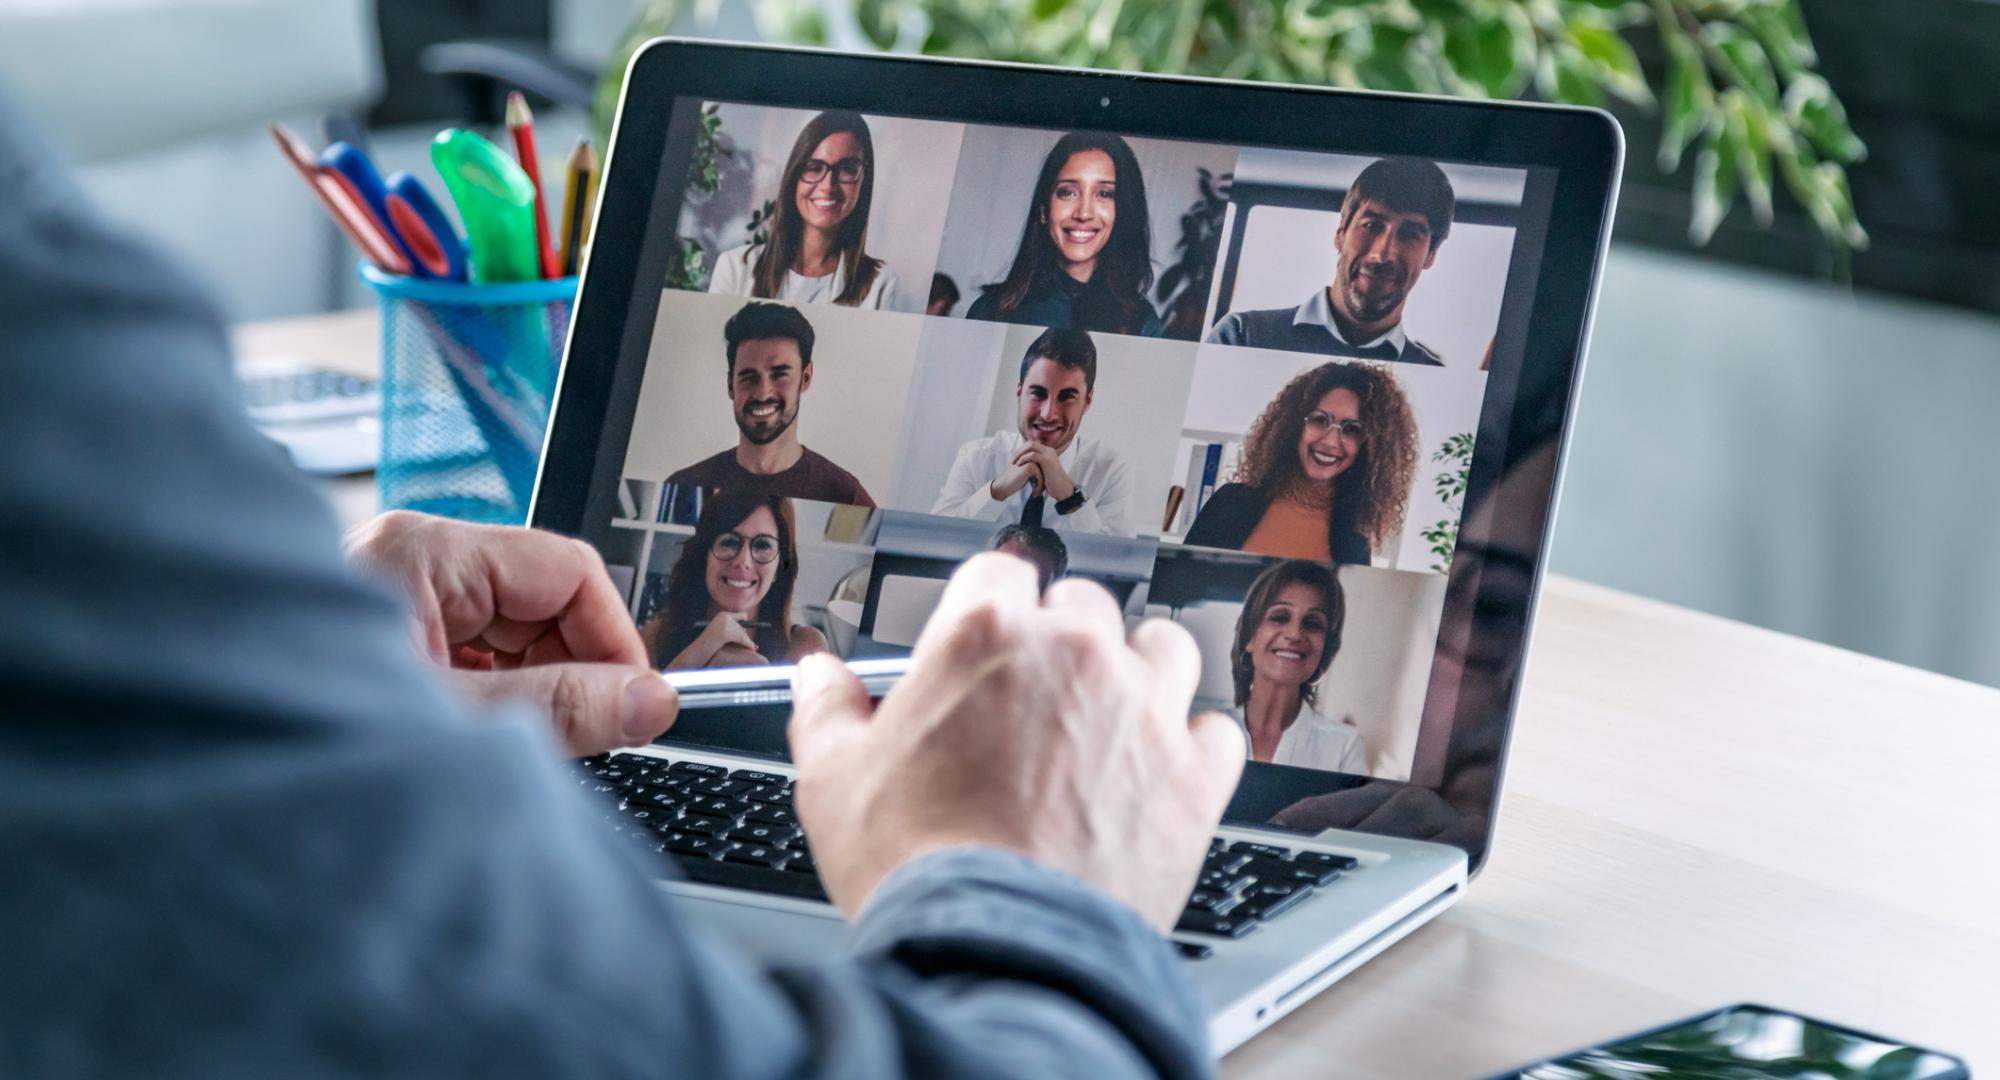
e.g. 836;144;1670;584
269;123;411;276
505;91;560;280
559;137;598;277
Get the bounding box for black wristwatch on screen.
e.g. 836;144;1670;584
1054;489;1087;516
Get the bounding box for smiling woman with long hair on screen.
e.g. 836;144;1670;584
966;131;1162;337
641;490;828;670
709;110;899;309
1185;362;1418;565
1226;559;1366;773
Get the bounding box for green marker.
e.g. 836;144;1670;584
430;128;540;284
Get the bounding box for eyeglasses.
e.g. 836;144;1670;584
799;158;864;185
710;532;781;564
1303;411;1366;442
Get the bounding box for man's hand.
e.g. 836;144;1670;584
988;458;1039;502
1012;442;1076;501
345;511;678;755
788;553;1243;930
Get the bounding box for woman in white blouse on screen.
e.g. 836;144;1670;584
1226;559;1368;775
708;109;900;310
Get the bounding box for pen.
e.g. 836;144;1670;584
270;124;411;276
320;141;427;277
505;91;560;280
558;137;598;277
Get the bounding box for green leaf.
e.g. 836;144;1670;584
1785;73;1867;163
1566;18;1651;104
1442;12;1529;97
1866;1048;1925;1080
1542;43;1605;107
1704;23;1780;110
1658;35;1712;171
1720;89;1773;224
1815;160;1869;249
1742;4;1809;79
1689;122;1738;244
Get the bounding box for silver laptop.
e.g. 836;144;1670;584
531;39;1621;1054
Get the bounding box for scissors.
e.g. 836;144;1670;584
320;142;468;282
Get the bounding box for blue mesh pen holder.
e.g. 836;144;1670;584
361;266;577;525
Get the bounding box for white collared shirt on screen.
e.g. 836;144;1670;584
707;242;900;310
1228;700;1369;775
930;431;1134;538
1292;287;1408;356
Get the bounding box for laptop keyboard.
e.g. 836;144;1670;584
577;751;1359;960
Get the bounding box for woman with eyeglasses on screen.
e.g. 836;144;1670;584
641;490;828;670
1184;361;1418;565
965;132;1163;337
1226;560;1367;773
708;110;899;309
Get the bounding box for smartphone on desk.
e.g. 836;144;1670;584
1490;1004;1966;1079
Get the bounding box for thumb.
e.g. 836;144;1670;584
1187;710;1248;810
457;664;679;757
788;653;872;767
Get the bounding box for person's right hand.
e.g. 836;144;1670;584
988;458;1039;502
787;553;1245;930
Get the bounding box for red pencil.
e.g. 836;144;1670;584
505;91;560;280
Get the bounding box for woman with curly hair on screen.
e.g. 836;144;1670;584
1184;362;1418;565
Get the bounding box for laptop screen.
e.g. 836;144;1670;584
543;44;1616;865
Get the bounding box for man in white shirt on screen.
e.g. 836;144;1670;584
931;329;1134;537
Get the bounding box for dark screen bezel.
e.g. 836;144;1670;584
531;39;1622;875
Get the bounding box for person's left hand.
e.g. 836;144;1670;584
345;511;679;755
1012;442;1076;501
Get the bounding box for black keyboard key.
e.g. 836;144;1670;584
1175;909;1257;939
1241;855;1339;888
1172;940;1214;961
1294;851;1359;872
678;815;732;838
729;823;797;846
1203;851;1252;875
664;834;729;859
1237;882;1313;921
730;770;789;786
744;805;797;828
724;844;789;869
673;853;828;901
1228;841;1294;861
619;808;668;830
786;850;816;875
627;786;686;811
669;761;728;778
755;787;793;808
691;778;754;798
685;796;742;820
1208;836;1224;853
1184;888;1238;914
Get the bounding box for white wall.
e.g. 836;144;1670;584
1177;345;1487;572
622;291;924;502
932;126;1238;319
1151;563;1445;780
1556;244;2000;688
887;319;1008;510
676;104;962;314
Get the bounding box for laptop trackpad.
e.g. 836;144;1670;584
663;884;849;962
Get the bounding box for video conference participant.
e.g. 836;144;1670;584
965;132;1163;338
665;301;876;507
708;110;900;309
641;489;828;669
927;272;960;316
992;523;1069;593
1206;157;1455;366
1184;361;1416;564
1230;559;1366;772
931;328;1133;536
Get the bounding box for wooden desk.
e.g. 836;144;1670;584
235;309;2000;1077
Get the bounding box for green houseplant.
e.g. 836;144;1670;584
602;0;1868;265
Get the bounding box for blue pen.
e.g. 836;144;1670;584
320;142;432;278
384;172;470;282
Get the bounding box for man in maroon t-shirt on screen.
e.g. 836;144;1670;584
665;301;876;507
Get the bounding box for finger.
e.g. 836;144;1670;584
438;526;644;666
788;653;874;769
1186;710;1248;807
1269;783;1397;831
1041;577;1127;642
915;552;1040;659
456;663;678;756
1126;617;1204;720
